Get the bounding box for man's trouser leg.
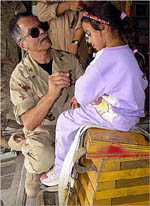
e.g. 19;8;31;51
23;129;55;197
8;127;55;197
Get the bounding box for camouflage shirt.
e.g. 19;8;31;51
10;49;84;127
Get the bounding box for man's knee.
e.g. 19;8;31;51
22;133;55;174
24;146;55;174
9;129;55;174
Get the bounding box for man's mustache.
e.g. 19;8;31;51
39;33;49;43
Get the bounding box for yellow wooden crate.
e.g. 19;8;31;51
68;128;150;206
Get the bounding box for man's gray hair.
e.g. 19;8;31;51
9;12;35;42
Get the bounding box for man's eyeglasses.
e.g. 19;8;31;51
19;21;49;42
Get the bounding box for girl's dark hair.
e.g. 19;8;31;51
81;1;146;72
134;52;146;74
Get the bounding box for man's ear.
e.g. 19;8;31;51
17;41;28;51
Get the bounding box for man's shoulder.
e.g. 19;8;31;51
11;54;30;78
51;49;83;77
51;48;79;65
51;48;75;59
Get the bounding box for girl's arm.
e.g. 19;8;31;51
75;64;105;106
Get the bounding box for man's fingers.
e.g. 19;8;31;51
50;76;70;85
49;75;70;87
47;71;71;99
49;72;70;82
53;80;70;87
51;71;70;77
59;83;70;89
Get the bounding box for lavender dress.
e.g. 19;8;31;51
54;45;148;173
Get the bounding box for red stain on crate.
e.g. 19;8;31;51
87;145;150;158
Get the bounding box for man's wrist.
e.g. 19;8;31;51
72;40;80;47
44;92;56;103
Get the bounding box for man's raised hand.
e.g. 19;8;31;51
47;72;71;100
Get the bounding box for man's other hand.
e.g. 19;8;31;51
70;96;80;109
68;1;83;11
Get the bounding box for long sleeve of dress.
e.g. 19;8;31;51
75;63;106;106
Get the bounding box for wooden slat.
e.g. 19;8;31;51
94;185;150;200
111;193;150;205
75;177;90;206
86;171;98;191
96;181;116;192
77;189;84;206
85;128;147;145
94;198;111;206
119;157;149;162
116;176;149;189
74;179;83;206
96;158;121;172
97;168;150;182
85;141;150;159
80;173;95;205
120;159;149;170
123;201;150;206
83;156;149;171
84;197;90;206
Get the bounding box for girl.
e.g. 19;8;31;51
40;1;148;186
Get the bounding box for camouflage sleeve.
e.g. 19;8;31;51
74;12;83;31
37;1;58;22
10;67;35;125
73;55;85;81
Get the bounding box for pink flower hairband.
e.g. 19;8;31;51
83;11;127;24
83;11;110;25
120;12;127;20
133;49;138;54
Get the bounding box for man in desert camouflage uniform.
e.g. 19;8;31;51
8;12;83;197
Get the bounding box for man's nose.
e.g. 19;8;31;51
39;27;46;34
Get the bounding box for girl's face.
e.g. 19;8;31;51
82;21;106;51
